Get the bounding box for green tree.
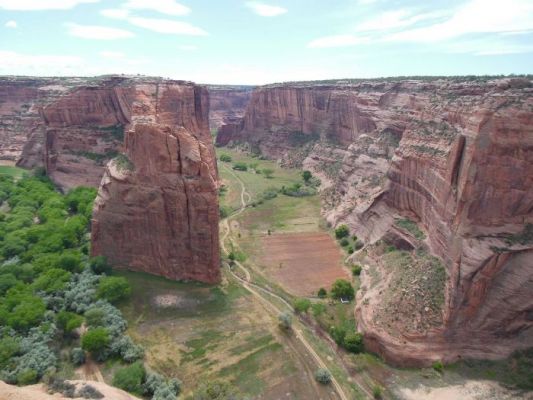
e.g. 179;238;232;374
317;287;327;298
57;311;84;335
17;368;38;385
293;298;311;314
32;268;71;294
0;273;18;295
334;225;350;239
81;327;110;357
302;170;312;183
193;380;242;400
232;162;248;171
97;276;131;304
330;279;354;301
89;256;111;275
112;362;146;395
343;332;364;353
351;265;362;276
219;154;232;162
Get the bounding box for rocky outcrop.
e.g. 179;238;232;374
208;85;254;130
91;83;220;284
221;77;533;365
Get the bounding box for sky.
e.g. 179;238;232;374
0;0;532;84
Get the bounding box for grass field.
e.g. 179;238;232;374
0;164;26;179
116;270;335;399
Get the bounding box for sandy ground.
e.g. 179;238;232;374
398;380;533;400
0;380;141;400
0;160;16;167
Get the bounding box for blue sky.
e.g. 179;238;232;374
1;0;532;84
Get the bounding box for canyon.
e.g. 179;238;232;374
0;76;220;284
217;77;533;366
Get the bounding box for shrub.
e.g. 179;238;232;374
293;298;311;314
17;368;38;385
57;311;83;334
262;168;274;178
57;253;82;273
432;360;444;373
232;162;248;171
347;246;354;254
334;225;349;239
354;240;364;250
64;270;100;314
351;265;362;276
84;307;105;328
219;206;230;219
32;268;71;294
0;273;18;295
373;385;383;399
314;368;331;385
0;336;19;368
97;277;131;304
330;279;354;301
71;347;86;365
112;361;145;395
81;328;110;358
311;303;326;316
340;238;349;247
193;380;241;400
89;256;111;275
302;170;312;183
219;154;232;162
111;335;144;363
278;312;292;331
77;384;104;399
343;332;364;353
317;288;327;298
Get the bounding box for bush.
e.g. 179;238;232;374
57;253;82;273
343;332;364;353
71;347;86;365
97;277;131;304
432;360;444;373
278;312;292;331
351;265;362;276
330;279;354;301
57;311;83;335
262;168;274;178
340;238;349;247
317;288;327;298
84;307;105;328
334;225;349;239
314;368;331;385
193;380;241;400
354;240;364;250
373;385;383;399
17;368;38;385
347;246;354;254
77;384;104;399
81;328;110;358
112;361;145;395
219;154;232;162
293;298;311;314
232;162;248;171
302;170;312;183
110;335;144;363
89;256;111;275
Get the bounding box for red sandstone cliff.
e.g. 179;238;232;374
219;77;533;365
90;82;220;284
208;85;254;131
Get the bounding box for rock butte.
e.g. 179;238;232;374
217;77;533;366
0;75;220;284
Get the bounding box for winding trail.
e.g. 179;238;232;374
219;164;363;400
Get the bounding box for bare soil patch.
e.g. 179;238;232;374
257;232;349;296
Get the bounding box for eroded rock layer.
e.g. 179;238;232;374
219;77;533;365
91;82;220;284
208;85;254;131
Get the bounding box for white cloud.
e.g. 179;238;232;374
99;51;125;58
356;10;445;32
357;0;378;4
178;45;198;51
5;20;17;28
122;0;190;16
128;17;208;35
385;0;533;42
307;34;367;48
0;50;84;74
65;23;135;40
245;2;287;17
100;8;130;19
0;0;98;10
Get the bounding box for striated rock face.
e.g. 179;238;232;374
207;85;254;131
221;77;533;365
91;83;221;284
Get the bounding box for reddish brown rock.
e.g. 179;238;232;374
224;77;533;365
91;83;220;284
208;85;254;130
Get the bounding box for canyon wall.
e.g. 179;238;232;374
208;85;254;130
218;77;533;365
